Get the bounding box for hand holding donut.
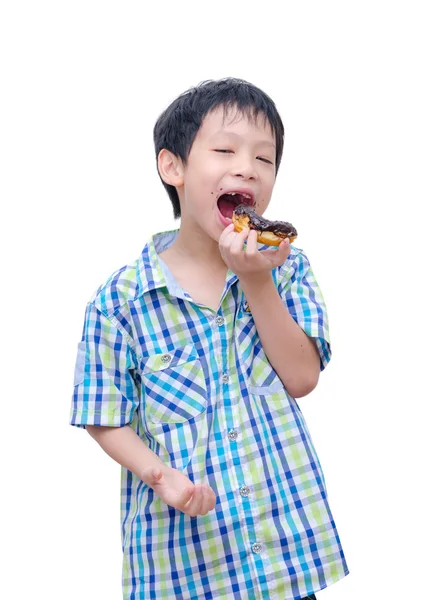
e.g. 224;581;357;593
219;222;291;281
232;204;297;246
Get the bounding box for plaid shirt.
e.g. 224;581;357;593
70;229;349;600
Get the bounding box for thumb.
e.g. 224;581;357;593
178;483;196;507
268;238;290;266
279;238;290;260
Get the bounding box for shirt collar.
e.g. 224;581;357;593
134;228;240;302
134;229;178;299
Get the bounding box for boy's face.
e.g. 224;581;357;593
178;106;277;243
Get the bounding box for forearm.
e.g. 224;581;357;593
86;425;216;515
240;274;320;398
86;424;163;482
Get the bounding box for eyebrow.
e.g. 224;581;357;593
209;131;276;149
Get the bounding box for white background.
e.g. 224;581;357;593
1;1;446;599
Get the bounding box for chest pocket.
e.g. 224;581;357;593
236;305;285;396
140;344;208;424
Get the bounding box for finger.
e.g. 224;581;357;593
245;229;259;256
174;482;195;509
202;486;216;514
262;239;290;265
279;238;291;260
219;222;235;244
229;227;250;255
195;485;210;516
195;485;213;516
187;484;215;516
220;231;239;252
192;486;209;516
183;486;204;517
200;485;216;515
219;227;239;252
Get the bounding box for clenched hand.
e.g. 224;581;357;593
142;464;216;516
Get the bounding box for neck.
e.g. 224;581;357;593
168;223;227;271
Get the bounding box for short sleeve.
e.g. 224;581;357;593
278;250;332;370
69;303;140;428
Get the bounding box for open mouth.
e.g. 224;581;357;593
217;192;254;219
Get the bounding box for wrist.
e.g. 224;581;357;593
239;272;275;296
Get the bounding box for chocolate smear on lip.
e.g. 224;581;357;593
233;204;297;237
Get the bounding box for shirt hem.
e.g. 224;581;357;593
285;567;350;600
123;568;350;600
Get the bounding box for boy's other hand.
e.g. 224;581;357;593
142;464;216;516
219;224;290;281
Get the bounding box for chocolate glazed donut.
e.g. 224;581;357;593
232;204;298;247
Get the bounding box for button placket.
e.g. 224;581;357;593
218;305;263;571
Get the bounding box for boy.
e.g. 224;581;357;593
70;78;349;599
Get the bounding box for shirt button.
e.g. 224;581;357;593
216;316;225;326
228;429;238;441
160;353;172;364
252;542;262;554
240;485;250;497
222;373;229;384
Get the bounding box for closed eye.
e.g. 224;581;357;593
215;149;273;164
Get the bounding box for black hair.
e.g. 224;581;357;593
153;77;285;219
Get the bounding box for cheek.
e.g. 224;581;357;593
206;157;227;179
256;186;274;212
193;161;222;189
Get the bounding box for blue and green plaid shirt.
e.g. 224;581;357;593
70;229;349;599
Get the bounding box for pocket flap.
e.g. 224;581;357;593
141;344;198;373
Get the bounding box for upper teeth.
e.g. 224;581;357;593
226;192;251;199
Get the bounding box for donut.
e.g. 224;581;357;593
232;204;297;246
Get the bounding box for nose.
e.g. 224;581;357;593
231;156;258;181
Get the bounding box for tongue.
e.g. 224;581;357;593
218;194;245;218
219;198;237;218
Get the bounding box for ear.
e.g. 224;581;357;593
157;149;184;187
